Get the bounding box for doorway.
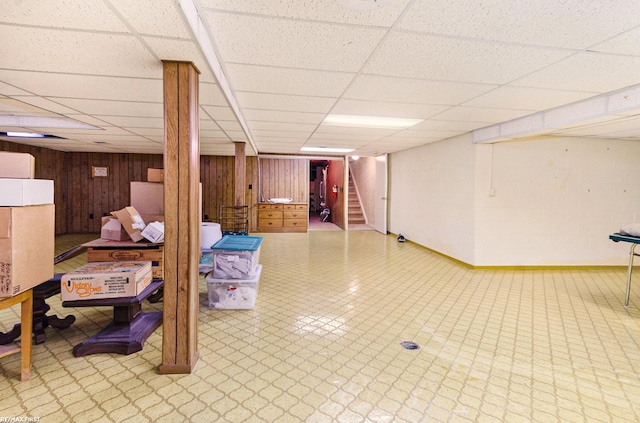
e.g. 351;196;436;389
309;159;343;230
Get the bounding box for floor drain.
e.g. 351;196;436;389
400;341;420;350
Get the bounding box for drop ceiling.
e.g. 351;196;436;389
2;0;640;157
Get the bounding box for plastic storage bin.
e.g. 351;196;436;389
206;265;262;309
210;235;263;279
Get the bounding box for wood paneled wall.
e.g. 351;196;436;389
64;152;164;233
259;158;308;203
1;141;262;234
200;155;259;231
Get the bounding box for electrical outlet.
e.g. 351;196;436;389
489;188;496;197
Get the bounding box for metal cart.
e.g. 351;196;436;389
219;205;249;235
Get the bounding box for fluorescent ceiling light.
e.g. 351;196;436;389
301;146;355;153
1;131;65;139
322;114;423;129
6;132;45;138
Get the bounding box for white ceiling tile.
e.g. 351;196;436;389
363;31;573;84
224;131;248;141
142;37;217;83
0;98;59;115
590;27;640;56
386;128;463;140
201;105;238;121
248;121;318;132
515;52;640;93
331;99;447;119
243;109;324;124
128;128;165;137
463;86;597;111
93;116;164;128
200;129;228;138
200;82;231;106
407;120;486;132
199;119;222;131
61;114;120;128
251;130;313;139
400;0;640;49
253;138;308;146
304;138;371;148
0;27;161;78
50;126;132;136
432;106;532;123
235;92;335;113
225;64;354;97
344;74;496;105
1;0;128;31
217;121;243;131
11;96;81;115
205;11;386;72
109;0;192;38
315;125;397;137
0;70;164;102
0;81;30;96
200;0;411;26
51;98;163;117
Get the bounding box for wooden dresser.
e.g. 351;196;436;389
258;203;308;233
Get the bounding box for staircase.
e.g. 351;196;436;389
348;173;366;225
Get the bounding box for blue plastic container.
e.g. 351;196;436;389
210;235;263;279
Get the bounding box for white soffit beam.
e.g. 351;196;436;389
177;0;258;154
472;83;640;143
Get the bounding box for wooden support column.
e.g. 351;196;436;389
234;142;246;206
159;61;200;374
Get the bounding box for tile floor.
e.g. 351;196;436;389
1;231;639;422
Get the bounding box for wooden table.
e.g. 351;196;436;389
62;280;163;357
609;233;640;307
0;289;33;380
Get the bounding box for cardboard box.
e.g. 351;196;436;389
131;182;163;215
111;206;145;242
147;168;164;183
61;261;152;301
100;217;129;241
140;214;164;224
0;179;54;206
141;221;164;243
0;152;35;179
86;244;164;280
0;204;55;298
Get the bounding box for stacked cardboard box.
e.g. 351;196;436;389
0;152;54;298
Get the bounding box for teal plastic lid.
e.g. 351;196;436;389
210;235;263;251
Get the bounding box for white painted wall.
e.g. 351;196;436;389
389;134;476;263
389;134;640;266
474;136;640;266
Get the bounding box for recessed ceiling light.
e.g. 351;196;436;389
301;146;355;153
322;114;423;129
337;0;396;11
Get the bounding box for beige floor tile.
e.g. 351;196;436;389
1;231;639;421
